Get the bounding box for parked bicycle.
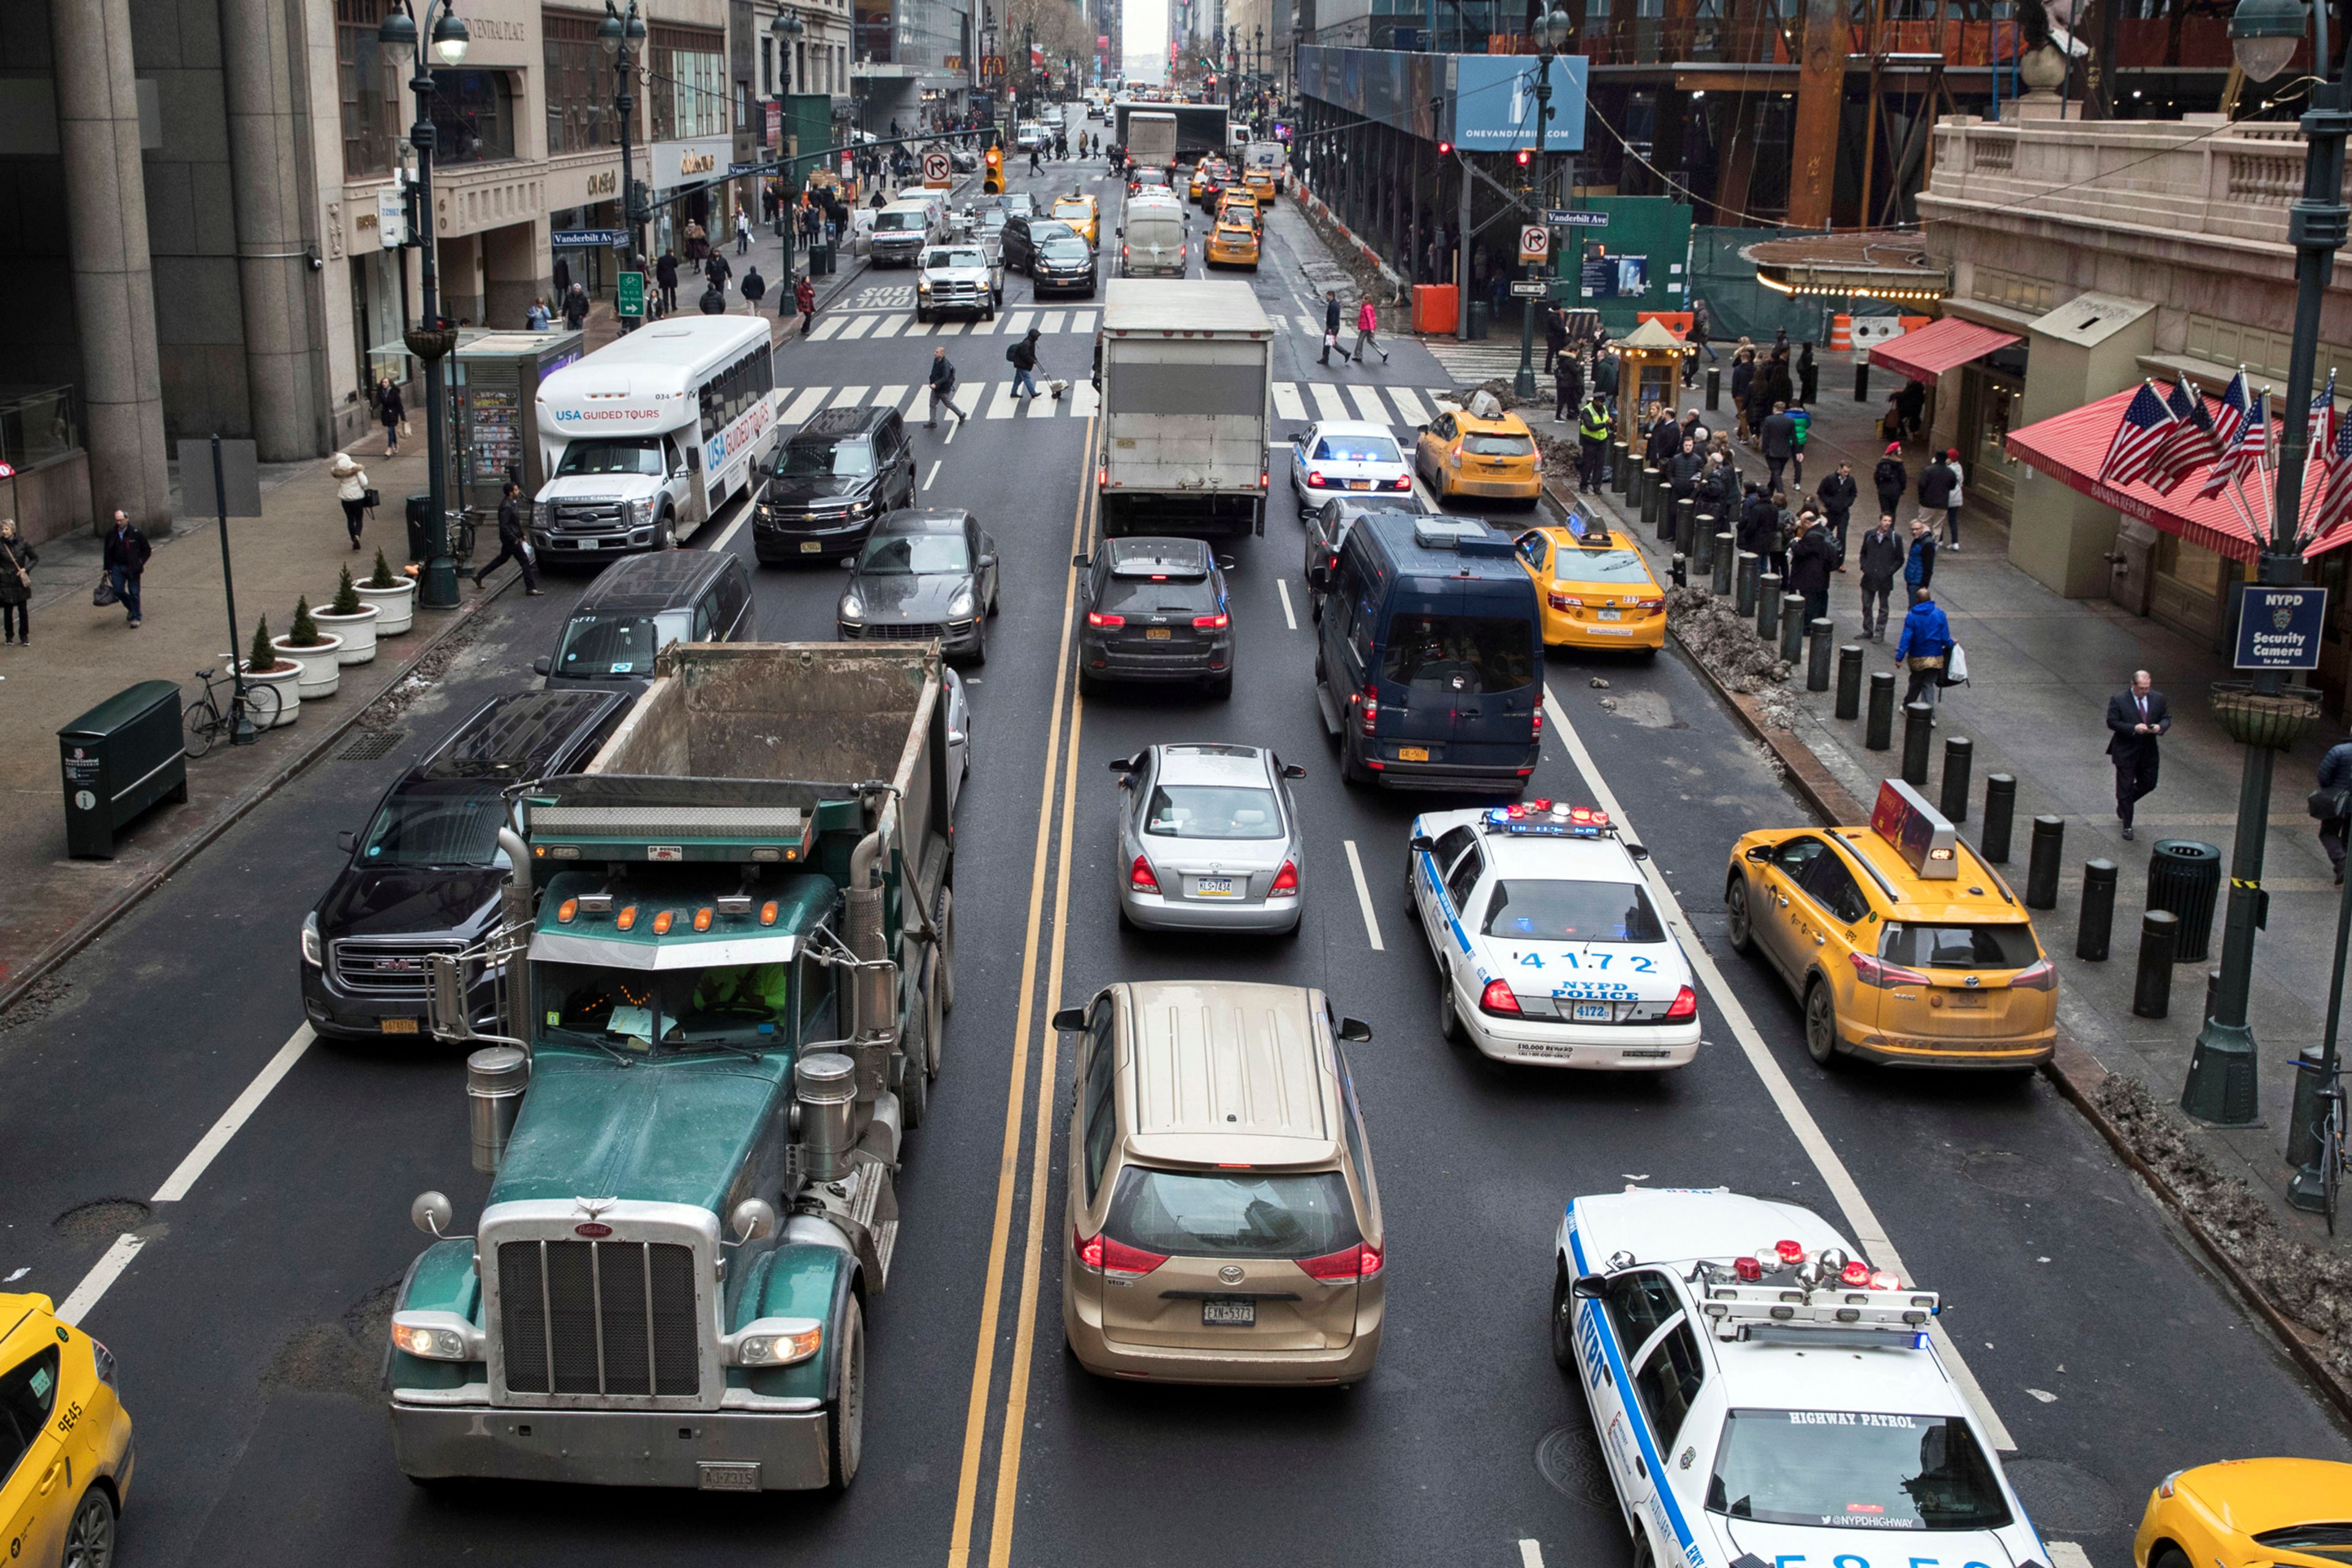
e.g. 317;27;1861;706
2294;1054;2351;1234
182;665;282;759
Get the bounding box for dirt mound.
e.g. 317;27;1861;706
1667;584;1796;726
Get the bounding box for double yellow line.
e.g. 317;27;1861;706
945;415;1096;1567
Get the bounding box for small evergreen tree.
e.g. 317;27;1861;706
288;595;322;647
332;565;362;616
247;616;278;674
367;547;399;589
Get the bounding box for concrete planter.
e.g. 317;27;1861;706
353;578;414;635
273;633;345;699
236;660;303;728
312;603;379;665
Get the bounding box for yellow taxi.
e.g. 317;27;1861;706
1725;780;2057;1069
1414;407;1544;505
1243;166;1277;205
2134;1458;2352;1568
0;1294;134;1566
1216;190;1261;232
1205;216;1261;270
1512;524;1665;652
1191;159;1231;207
1050;193;1099;249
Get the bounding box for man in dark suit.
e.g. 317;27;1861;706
2106;669;2171;840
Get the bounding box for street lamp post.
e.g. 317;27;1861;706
1513;9;1572;401
2182;0;2344;1139
377;0;471;612
766;8;805;267
598;0;647;328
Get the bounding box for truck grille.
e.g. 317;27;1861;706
549;499;628;535
840;621;943;641
497;1238;701;1397
331;939;461;996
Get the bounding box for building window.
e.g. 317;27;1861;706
337;0;402;178
737;80;753;131
429;69;518;164
545;11;617;154
650;25;728;140
762;37;774;96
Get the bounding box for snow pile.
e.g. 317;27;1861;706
1667;584;1796;728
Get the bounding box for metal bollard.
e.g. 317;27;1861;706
1629;457;1648;510
1694;518;1718;574
1735;552;1761;616
1706;364;1721;412
2025;814;2065;910
1854;359;1871;404
1940;736;1973;823
1643;470;1665;530
2133;911;2180;1017
1865;671;1896;750
1981;774;2017;862
1779;595;1806;663
2077;858;2119;961
1676;497;1697;554
1807;620;1833;692
1756;573;1783;641
1901;701;1934;785
1613;440;1632;496
1836;644;1863;717
1670;552;1687;588
1713;534;1736;594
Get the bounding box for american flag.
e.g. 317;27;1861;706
2318;396;2352;538
2203;386;2269;499
2097;381;2177;489
2198;371;2253;496
2313;369;2339;454
2147;379;2218;496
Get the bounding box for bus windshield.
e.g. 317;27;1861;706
556;438;666;478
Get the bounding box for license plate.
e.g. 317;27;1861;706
1195;876;1237;897
1572;1002;1612;1021
1398;745;1430;762
697;1461;762;1492
1348;479;1372;490
1145;627;1172;640
379;1017;420;1035
1597;609;1622;621
801;540;822;554
1201;1298;1255;1327
579;538;601;549
1947;992;1986;1008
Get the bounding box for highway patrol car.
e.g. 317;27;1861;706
1408;802;1699;1068
1552;1188;2050;1568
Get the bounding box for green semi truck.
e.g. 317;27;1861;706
386;643;956;1494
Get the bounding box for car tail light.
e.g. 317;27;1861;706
1548;592;1578;611
1298;1241;1380;1281
1306;471;1328;488
1269;860;1299;896
1636;597;1665;611
1531;704;1544;737
2007;957;2057;992
88;1336;116;1389
1479;978;1520;1017
1259;470;1269;489
1087;611;1125;627
1076;1226;1167;1278
1128;856;1160;892
1664;986;1698;1021
1193;611;1229;629
1358;685;1379;736
1849;951;1931;989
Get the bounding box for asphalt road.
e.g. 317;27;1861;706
0;113;2344;1568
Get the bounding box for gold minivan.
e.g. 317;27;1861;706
1054;981;1384;1385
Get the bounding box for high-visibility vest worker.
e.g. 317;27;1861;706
1579;399;1612;445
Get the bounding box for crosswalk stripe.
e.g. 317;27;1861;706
869;315;907;339
1389;386;1431;426
1308;383;1349;421
1025;385;1057;418
1003;309;1033;337
1344;384;1390;424
832;385;871;409
1271;381;1308;421
936;319;968;335
1068;379;1099;419
1039;310;1066;335
807;315;846;342
839;315;876;341
1069;309;1097;335
781;386;831;422
875;385;909;415
1297;314;1319;337
984;381;1020;419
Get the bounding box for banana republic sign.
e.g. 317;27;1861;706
652;136;733;190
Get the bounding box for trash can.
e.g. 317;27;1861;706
405;492;432;565
59;680;189;859
2146;838;2223;962
1467;300;1490;341
809;241;835;277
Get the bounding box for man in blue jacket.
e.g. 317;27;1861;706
1903;516;1938;592
1893;586;1951;710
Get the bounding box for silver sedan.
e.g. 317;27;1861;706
1110;743;1306;935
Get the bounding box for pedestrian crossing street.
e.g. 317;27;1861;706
769;377;1474;430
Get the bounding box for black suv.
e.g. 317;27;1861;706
537;550;756;688
1028;226;1097;298
1004;214;1080;276
754;404;918;562
299;690;629;1041
1074;536;1235;699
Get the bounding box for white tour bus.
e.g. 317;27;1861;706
531;315;778;557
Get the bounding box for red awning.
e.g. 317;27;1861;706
1868;317;2021;383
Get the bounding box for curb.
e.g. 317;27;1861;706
0;569;522;1020
1569;472;2352;1427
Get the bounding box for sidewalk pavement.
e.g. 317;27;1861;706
1564;343;2352;1255
0;445;522;1006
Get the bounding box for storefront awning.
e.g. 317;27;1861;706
1868;317;2020;385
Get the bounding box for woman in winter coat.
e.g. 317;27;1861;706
1737;484;1780;564
1872;442;1909;521
1797;341;1819;405
0;518;36;646
378;377;405;458
331;452;370;550
1729;350;1756;438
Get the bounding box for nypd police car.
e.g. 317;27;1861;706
1408;801;1699;1068
1552;1188;2051;1568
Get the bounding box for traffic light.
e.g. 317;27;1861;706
1436;139;1452;156
1515;148;1532;167
984;144;1003;193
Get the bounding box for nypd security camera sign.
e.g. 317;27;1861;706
2234;583;2328;671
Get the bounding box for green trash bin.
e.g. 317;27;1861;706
59;680;189;859
2147;839;2223;962
1466;300;1490;341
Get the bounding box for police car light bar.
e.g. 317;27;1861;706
1697;1281;1941;1341
1483;801;1616;838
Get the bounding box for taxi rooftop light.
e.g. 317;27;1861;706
1871;778;1959;881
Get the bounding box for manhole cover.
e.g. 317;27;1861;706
54;1198;151;1242
2002;1458;2128;1535
1959;1148;2051;1199
338;728;406;761
1534;1423;1615;1509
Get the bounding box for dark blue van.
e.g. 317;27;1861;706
1311;512;1543;793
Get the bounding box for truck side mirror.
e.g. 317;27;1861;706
1336;1016;1374;1042
412;1190;456;1238
729;1197;777;1245
1072;552;1090;567
337;829;358;853
1050;1005;1088;1032
426;952;478;1043
533;657;551;677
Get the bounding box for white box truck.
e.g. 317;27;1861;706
1125;110;1178;172
1094;279;1271;538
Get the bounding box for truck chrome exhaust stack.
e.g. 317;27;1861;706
467;1046;531;1174
796;1052;860;1182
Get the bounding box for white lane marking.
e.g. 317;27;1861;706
1432;391;1464;412
1272;381;1308;421
153;1024;315;1202
985;381;1020;418
1517;1543;1545;1568
1276;576;1297;631
1389;386;1431;426
832;385;872;409
838;315;876;341
944;406;964;445
1068;309;1098;334
875;383;908;413
781;386;831;423
1296;314;1320;337
707;491;755;556
1004;309;1033;336
1344;383;1390;424
1040;310;1067;334
2048;1544;2093;1568
1537;684;2018;1454
807;315;846;341
1025;385;1057;418
936;319;968;335
56;1235;147;1327
924;459;942;491
869;315;907;339
1068;379;1100;419
1343;839;1384;951
1308;382;1350;421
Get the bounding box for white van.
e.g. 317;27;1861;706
871;196;940;266
1118;203;1188;279
531;315;779;557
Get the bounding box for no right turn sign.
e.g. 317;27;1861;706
1518;224;1551;264
924;150;952;185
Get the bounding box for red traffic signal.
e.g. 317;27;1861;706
1437;139;1452;156
1515;148;1532;167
